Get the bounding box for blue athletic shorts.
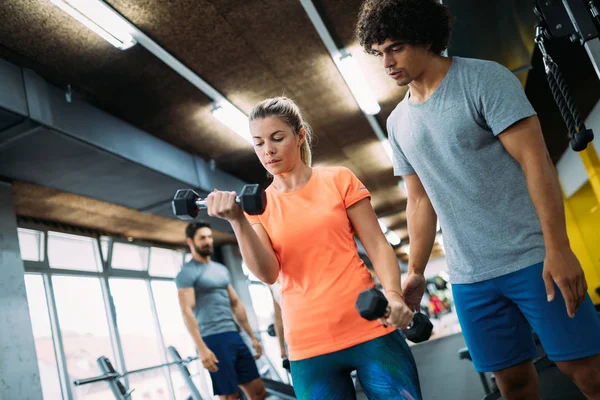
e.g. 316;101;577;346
202;331;260;396
290;331;422;400
452;261;600;372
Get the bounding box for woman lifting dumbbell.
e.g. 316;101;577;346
204;97;423;400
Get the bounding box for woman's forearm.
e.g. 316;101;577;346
230;217;280;284
371;243;403;294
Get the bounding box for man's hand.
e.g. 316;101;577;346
380;291;414;330
199;346;219;372
543;248;587;318
402;272;427;312
251;337;263;360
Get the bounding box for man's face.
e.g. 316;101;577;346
191;227;213;257
370;39;431;86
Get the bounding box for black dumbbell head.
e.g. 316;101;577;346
404;312;433;343
356;288;388;320
239;184;267;215
172;189;200;221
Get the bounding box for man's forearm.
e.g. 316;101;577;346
182;310;207;351
407;195;437;274
233;303;256;340
522;153;570;249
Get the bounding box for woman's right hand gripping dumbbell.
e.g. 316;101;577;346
205;190;243;222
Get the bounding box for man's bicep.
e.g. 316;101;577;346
497;115;549;166
178;288;196;311
227;284;241;306
404;174;426;200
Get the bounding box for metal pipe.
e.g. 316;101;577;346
73;357;199;386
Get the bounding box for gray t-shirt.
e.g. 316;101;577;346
175;259;238;337
388;56;546;284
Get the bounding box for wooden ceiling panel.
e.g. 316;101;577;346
12;181;236;246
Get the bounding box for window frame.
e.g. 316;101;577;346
19;223;193;400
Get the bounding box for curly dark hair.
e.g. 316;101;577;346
356;0;452;55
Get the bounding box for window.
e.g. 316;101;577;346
248;283;289;383
241;262;260;282
100;236;110;263
111;243;148;271
18;228;44;262
24;274;62;399
109;278;171;399
149;248;183;278
152;280;216;399
48;232;102;272
52;276;114;399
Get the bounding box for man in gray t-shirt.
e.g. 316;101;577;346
176;221;266;400
356;0;600;398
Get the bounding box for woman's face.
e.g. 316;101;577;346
250;116;304;175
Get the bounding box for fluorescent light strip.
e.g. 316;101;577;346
337;54;381;115
378;219;388;233
378;218;403;246
298;0;391;164
381;139;393;163
400;244;411;256
50;0;136;50
211;102;253;144
50;0;252;143
385;231;401;246
298;0;381;116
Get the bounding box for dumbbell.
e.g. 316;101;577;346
355;288;433;343
282;358;290;371
172;184;266;221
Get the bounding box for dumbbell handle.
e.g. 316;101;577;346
195;196;242;209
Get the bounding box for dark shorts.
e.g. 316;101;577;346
289;331;422;400
203;331;260;396
452;261;600;372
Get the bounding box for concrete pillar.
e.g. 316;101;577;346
0;181;43;400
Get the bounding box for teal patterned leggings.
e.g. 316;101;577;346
289;331;422;400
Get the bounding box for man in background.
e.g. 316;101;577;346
176;221;267;400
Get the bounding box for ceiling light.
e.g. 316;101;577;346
385;231;401;246
400;244;410;255
377;219;388;233
50;0;136;50
337;54;381;115
381;139;394;164
211;102;252;144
